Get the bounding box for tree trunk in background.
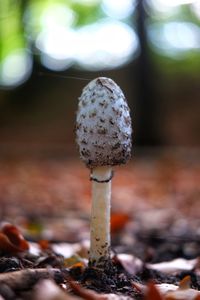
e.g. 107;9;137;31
134;0;161;146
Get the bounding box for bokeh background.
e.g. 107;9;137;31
0;0;200;158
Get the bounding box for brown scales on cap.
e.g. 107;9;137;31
76;77;132;169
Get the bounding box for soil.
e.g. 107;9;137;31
0;151;199;299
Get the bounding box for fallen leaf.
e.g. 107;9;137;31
64;254;86;268
179;275;191;290
0;224;29;254
69;261;86;273
111;213;130;233
147;258;197;274
144;282;164;300
69;280;107;300
33;279;80;300
39;239;50;251
68;280;133;299
164;275;200;300
156;283;178;294
52;242;84;258
115;254;143;276
28;242;41;256
155;279;200;300
0;232;18;254
0;268;64;294
165;288;200;300
140;281;200;300
132;281;144;293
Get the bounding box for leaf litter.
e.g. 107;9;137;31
0;154;200;299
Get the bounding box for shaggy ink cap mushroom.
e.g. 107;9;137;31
76;77;132;267
76;77;132;168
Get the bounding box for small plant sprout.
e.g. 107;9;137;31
76;77;132;268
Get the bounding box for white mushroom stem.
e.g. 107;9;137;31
89;166;112;266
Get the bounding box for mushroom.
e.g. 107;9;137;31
76;77;132;268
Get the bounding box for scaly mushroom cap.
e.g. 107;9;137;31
76;77;132;168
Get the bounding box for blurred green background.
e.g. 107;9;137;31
0;0;200;157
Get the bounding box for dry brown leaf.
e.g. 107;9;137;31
0;223;29;254
111;213;130;233
144;282;164;300
69;261;86;274
39;239;50;251
179;275;191;290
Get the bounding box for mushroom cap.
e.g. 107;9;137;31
76;77;132;168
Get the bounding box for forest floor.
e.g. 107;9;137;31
0;149;200;299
